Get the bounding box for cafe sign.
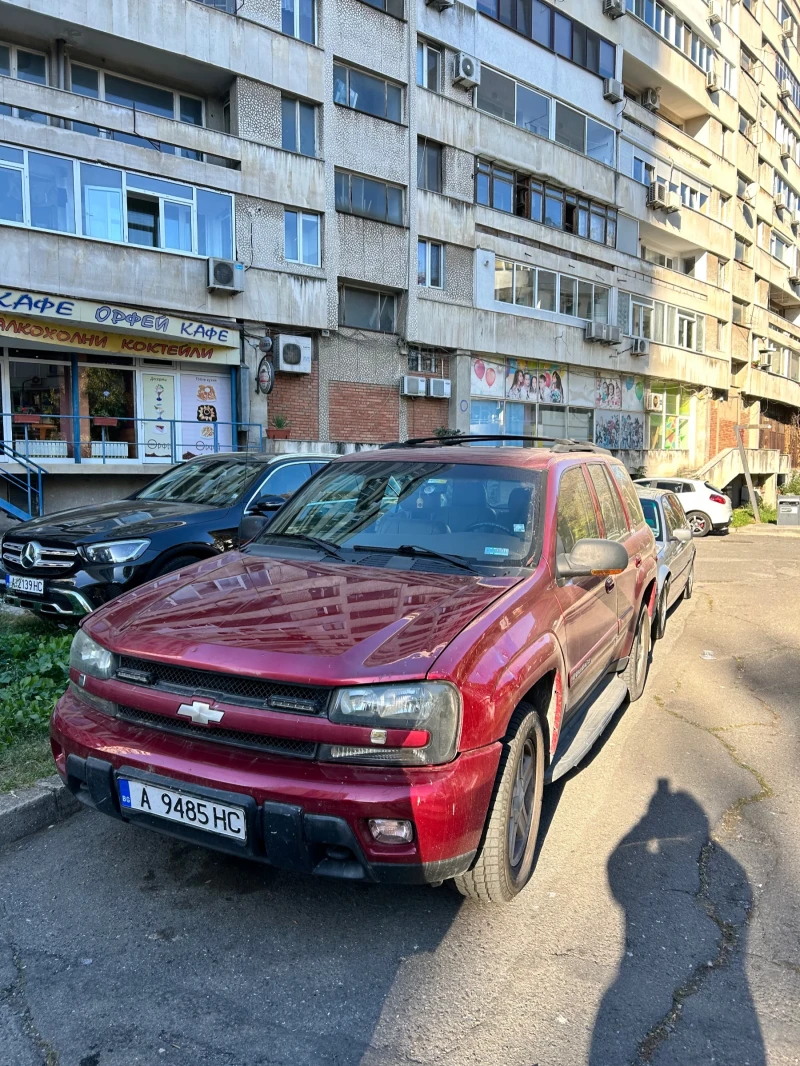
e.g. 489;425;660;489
0;289;240;349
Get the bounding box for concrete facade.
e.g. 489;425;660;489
1;0;800;511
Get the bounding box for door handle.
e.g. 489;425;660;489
634;554;643;568
605;577;615;592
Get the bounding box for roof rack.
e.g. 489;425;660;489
380;435;611;454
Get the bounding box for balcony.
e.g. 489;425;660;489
619;19;716;122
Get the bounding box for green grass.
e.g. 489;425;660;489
731;504;778;528
0;610;73;792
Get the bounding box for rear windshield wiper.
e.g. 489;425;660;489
260;532;345;560
353;543;479;574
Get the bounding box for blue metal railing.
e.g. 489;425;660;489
0;443;45;520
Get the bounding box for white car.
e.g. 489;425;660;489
633;477;732;537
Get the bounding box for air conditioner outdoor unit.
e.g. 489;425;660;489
647;181;668;209
603;78;624;103
603;0;625;17
708;0;722;23
780;79;792;99
645;392;664;412
640;88;661;112
776;193;788;212
755;356;772;369
790;271;800;284
585;322;605;342
207;258;245;294
666;192;681;213
426;0;455;9
402;375;428;397
276;334;312;373
428;378;451;399
782;141;793;160
631;337;650;356
706;68;720;93
454;53;481;89
743;182;758;202
605;325;622;344
782;16;794;37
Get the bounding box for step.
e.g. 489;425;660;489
545;675;628;784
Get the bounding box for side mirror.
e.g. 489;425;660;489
238;514;270;547
557;538;629;579
250;494;285;514
672;527;693;543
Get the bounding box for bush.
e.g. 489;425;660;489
731;503;777;527
0;627;72;750
779;471;800;496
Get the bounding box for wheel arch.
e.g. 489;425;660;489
145;543;219;578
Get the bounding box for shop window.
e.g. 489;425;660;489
0;41;48;125
417;140;443;193
338;286;396;332
647;385;690;451
333;63;402;123
9;358;73;460
416;41;442;92
78;365;136;460
281;96;316;156
284;209;321;266
282;0;315;43
418;239;444;287
335;169;404;225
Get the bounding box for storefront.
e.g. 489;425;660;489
0;289;241;465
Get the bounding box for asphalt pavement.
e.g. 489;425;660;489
1;531;799;1066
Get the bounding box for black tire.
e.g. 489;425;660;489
150;553;203;579
683;562;694;600
453;704;545;904
655;580;670;640
623;602;651;702
686;511;711;537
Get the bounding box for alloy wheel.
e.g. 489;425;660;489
508;739;536;869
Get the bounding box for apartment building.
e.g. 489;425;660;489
0;0;799;514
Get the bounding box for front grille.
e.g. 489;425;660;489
116;705;317;759
117;656;330;715
2;540;79;574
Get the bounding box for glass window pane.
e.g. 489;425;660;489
554;13;572;57
127;195;159;247
348;69;386;118
545;189;563;228
568;407;593;441
387;83;402;122
532;0;551;45
572;24;586;67
416;41;424;86
586;118;615;165
29;153;75;233
281;97;297;152
164;200;192;251
477;67;516;123
586;31;600;73
299;0;314;43
126;173;191;199
70;64;98;97
0;45;9;77
557;467;600;555
555;102;585;153
299;103;316;156
577;281;593;319
495;259;514;303
362;177;387;220
590;207;605;242
560;276;576;316
516;0;532;34
80;163;123;241
282;0;296;35
427;48;440;91
476;168;490;205
516;85;549;137
105;74;174;118
593;286;609;322
387;185;403;224
17;50;47;85
340;287;378;329
493;170;514;213
537;270;557;311
302;213;319;265
429;242;442;286
285;209;299;260
516;264;534;306
531;183;543;222
335;170;349;210
418;240;428;285
379;294;395;332
426;144;441;191
197;189;233;258
599;40;616;79
333;64;348;106
180;96;203;125
0;165;24;223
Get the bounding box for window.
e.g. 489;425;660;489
477;67;517;123
494;260;609;321
416;40;442;92
732;298;748;324
626;0;712;73
517;84;550;137
257;463;316;504
556;467;600;555
335;170;404;224
621;293;703;351
418;239;444;287
609;464;647;529
284;209;320;266
0;42;48;124
408;349;441;373
417;140;442;192
282;0;315;42
476;160;514;213
281;97;316;156
646;385;690;452
477;0;615;79
633;157;655;186
333;63;402;123
338;286;396;332
0;142;233;255
587;464;627;540
741;47;756;78
739;110;754;140
361;0;403;14
641;246;674;269
555;102;586;154
771;233;792;265
735;236;750;264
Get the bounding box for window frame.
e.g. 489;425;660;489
333;61;403;124
284;208;321;266
334;168;405;226
417;139;443;193
416;39;442;93
418;238;445;288
280;95;317;157
281;0;316;44
0;40;49;125
493;258;610;322
338;285;397;333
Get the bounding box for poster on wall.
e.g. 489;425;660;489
595;373;622;409
141;372;175;463
622;375;646;411
538;363;566;404
569;371;596;408
471;357;505;398
180;371;232;459
595;411;645;450
505;359;538;401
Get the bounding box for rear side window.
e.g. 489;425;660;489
610;464;647;530
587;464;627;541
556;467;600;555
664;495;687;530
640;498;662;540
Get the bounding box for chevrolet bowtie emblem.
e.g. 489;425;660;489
176;700;224;726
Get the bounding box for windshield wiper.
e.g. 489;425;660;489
352;543;479;574
260;532;345;560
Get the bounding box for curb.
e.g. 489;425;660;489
0;776;81;849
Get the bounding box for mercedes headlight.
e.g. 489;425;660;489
322;682;461;766
69;629;118;681
84;540;150;564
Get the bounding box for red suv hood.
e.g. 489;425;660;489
87;552;521;684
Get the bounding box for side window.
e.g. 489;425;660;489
664;495;686;531
587;464;628;541
556;467;600;556
661;499;678;538
257;463;312;502
610;464;647;530
667;494;688;525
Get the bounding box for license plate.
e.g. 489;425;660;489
6;575;44;595
117;778;247;842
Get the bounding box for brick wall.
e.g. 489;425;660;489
709;396;743;459
329;382;399;442
269;362;319;440
407;397;449;438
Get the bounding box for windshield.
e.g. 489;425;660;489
258;459;542;569
135;457;263;507
640;498;663;541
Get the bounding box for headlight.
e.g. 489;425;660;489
323;682;461;766
84;540;150;564
69;628;118;681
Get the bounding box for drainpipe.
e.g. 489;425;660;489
55;40;67;89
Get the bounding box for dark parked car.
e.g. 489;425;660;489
636;486;695;640
53;436;658;903
1;452;334;618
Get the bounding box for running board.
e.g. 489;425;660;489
546;675;628;783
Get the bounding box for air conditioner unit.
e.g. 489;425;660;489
640;88;661;112
207;258;245;293
603;0;625;17
631;337;650;356
427;378;451;399
780;79;792;99
454;53;481;89
782;141;793;160
647;181;668;209
755;355;772;369
426;0;455;9
645;392;664;412
790;271;800;284
706;68;720;93
666;192;681;213
605;325;622;344
708;0;722;23
402;375;428;397
585;322;605;342
276;334;312;373
776;193;788;212
743;182;758;202
782;16;794;37
603;78;624;103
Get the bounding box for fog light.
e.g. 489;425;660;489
368;818;414;845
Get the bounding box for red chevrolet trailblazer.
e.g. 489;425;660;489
52;436;658;903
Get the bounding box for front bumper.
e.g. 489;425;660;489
52;689;501;884
0;561;138;617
